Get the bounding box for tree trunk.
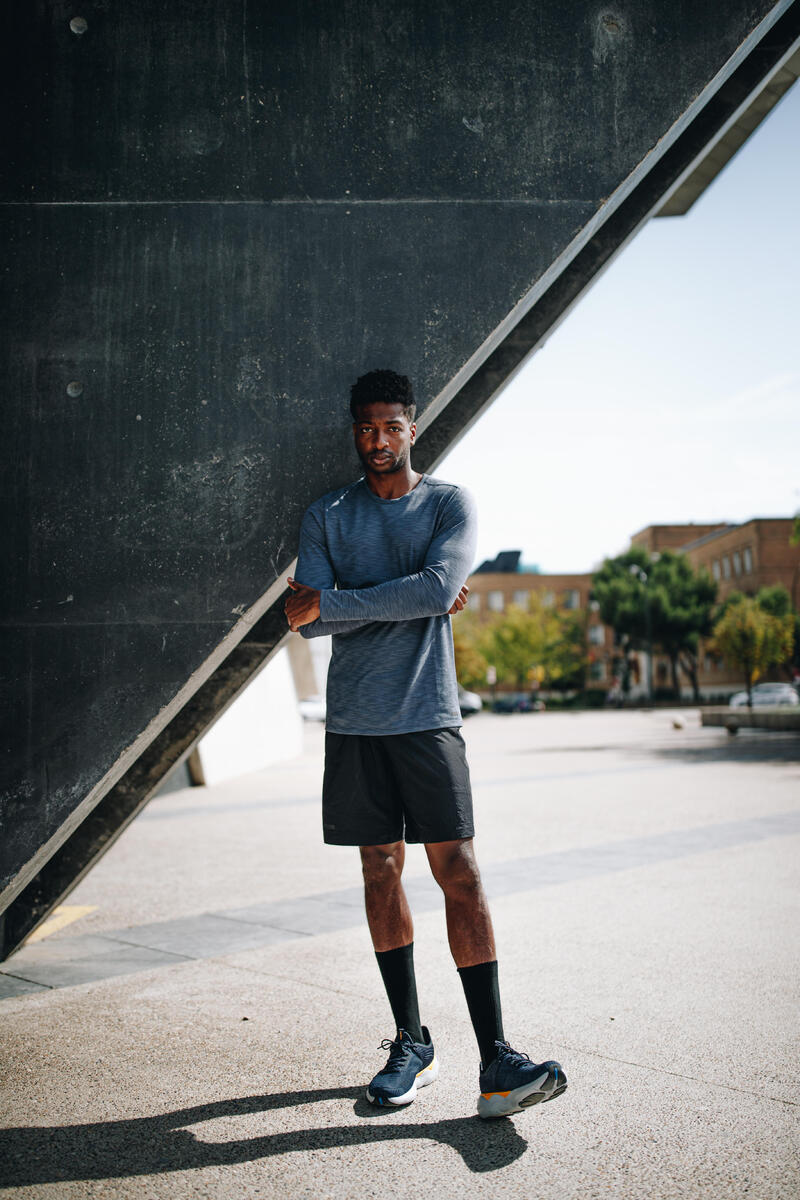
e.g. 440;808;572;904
669;653;681;701
679;651;700;703
745;656;753;708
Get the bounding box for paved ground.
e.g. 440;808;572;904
1;710;798;1198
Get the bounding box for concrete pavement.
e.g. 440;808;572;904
1;710;798;1197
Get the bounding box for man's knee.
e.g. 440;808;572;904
360;841;405;890
427;839;483;898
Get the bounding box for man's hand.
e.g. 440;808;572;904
448;584;469;615
285;577;322;631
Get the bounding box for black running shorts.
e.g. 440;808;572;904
322;727;475;846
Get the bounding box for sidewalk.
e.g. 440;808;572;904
1;711;798;1198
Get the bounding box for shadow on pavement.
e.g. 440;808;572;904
0;1087;529;1186
642;730;800;765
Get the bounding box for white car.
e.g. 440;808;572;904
298;694;327;721
728;682;799;708
458;686;483;716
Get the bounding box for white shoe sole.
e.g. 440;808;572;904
366;1054;439;1106
477;1063;567;1119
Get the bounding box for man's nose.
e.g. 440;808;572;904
375;430;389;448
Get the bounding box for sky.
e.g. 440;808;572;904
440;77;800;575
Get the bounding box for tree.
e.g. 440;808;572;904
452;614;489;692
714;584;800;678
748;585;800;677
710;595;794;706
755;584;791;618
592;548;717;701
480;600;563;690
452;598;588;693
649;553;718;701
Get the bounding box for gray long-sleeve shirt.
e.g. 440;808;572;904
295;474;477;735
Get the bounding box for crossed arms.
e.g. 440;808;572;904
285;492;477;636
285;577;470;632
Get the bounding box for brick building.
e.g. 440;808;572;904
467;518;799;700
632;518;800;696
464;551;612;692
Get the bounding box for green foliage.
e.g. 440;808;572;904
591;547;653;646
710;595;794;704
591;547;718;698
452;614;489;692
452;597;588;692
755;584;792;618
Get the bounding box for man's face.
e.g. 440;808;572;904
352;402;416;475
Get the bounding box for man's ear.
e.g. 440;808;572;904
409;423;417;444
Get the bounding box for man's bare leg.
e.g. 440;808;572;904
360;841;413;951
425;837;505;1067
424;838;495;967
360;841;424;1045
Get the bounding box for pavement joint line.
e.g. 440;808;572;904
0;969;54;989
209;958;376;1001
555;1042;800;1108
210;913;316;937
75;933;197;962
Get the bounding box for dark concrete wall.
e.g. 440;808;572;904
1;1;792;915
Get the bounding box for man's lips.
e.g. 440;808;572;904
370;453;393;463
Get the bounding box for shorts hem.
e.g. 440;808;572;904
323;830;404;847
323;824;475;847
405;825;475;845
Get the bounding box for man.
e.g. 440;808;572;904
284;369;566;1118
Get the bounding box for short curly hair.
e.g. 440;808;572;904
350;369;416;421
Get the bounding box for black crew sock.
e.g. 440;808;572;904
457;960;505;1068
375;943;424;1043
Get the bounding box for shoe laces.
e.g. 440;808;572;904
377;1034;411;1075
494;1040;531;1067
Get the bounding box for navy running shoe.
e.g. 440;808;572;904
366;1027;439;1107
477;1041;566;1118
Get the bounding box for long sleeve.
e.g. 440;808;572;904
319;488;477;624
294;502;374;639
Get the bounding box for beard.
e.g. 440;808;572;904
358;445;410;474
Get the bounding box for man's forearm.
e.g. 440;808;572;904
299;615;377;638
320;567;461;624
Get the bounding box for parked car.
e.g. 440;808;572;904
491;695;545;714
298;694;327;721
458;686;483;716
728;682;799;708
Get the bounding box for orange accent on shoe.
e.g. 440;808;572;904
481;1090;511;1099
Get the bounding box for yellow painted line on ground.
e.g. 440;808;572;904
24;905;97;945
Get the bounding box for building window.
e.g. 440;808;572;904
543;591;555;607
487;591;504;613
563;589;580;610
588;624;605;645
722;556;731;580
471;592;480;612
589;661;606;681
733;551;741;576
512;590;529;610
743;546;753;574
712;560;720;581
